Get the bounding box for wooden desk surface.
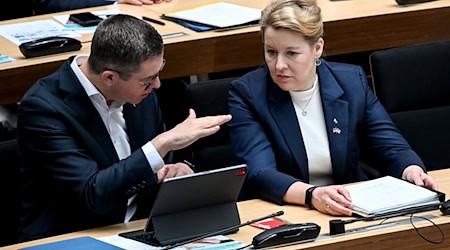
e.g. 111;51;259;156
0;0;449;104
3;169;450;250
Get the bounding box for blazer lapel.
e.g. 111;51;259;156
268;82;309;181
317;64;349;183
123;104;145;152
59;60;119;164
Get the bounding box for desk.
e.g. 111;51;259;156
0;0;449;104
3;169;450;250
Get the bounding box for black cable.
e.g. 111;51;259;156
409;213;444;244
375;213;444;244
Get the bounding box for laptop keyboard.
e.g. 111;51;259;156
119;229;161;246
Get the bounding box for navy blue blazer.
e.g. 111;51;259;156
17;58;166;241
229;60;425;204
33;0;112;14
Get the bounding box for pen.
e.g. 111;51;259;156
183;160;196;172
142;16;166;26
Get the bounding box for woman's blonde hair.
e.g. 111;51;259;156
260;0;323;43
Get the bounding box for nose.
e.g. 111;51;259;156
150;77;162;90
275;55;288;71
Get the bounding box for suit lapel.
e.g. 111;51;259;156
59;60;119;164
317;64;349;183
268;82;309;181
123;104;145;152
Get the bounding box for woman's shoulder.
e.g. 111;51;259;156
322;60;364;75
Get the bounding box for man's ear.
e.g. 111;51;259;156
102;70;116;87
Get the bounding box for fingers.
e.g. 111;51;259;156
156;166;168;183
119;0;144;5
156;163;194;182
402;165;439;191
313;186;353;216
187;109;196;119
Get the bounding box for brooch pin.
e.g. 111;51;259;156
333;118;338;124
332;127;341;135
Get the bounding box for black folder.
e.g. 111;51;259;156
120;164;247;246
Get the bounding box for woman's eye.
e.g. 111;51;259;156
266;50;277;55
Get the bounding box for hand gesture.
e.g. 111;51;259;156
152;109;232;157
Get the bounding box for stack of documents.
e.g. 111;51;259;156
346;176;444;217
161;2;261;32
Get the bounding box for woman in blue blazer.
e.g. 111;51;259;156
228;0;438;216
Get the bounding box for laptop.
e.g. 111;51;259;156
119;164;247;246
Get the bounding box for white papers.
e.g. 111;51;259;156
0;20;79;45
346;176;440;216
163;2;261;28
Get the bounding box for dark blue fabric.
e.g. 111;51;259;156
228;60;425;204
17;58;165;241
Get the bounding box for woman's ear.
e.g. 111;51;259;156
314;38;324;58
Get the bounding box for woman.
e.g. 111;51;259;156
228;0;438;216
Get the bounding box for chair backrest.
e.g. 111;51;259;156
0;138;20;246
184;77;243;171
0;0;33;21
369;40;450;170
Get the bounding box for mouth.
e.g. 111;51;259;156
276;74;291;81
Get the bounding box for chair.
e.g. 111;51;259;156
0;138;20;246
0;0;33;21
184;77;243;172
369;40;450;171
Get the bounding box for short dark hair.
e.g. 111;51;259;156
88;14;164;78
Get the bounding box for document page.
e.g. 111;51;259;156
163;2;261;28
345;176;439;215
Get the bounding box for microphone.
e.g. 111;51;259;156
163;210;284;250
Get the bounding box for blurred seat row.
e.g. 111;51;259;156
1;39;449;247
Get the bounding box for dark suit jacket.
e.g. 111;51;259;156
33;0;112;14
229;60;425;204
17;58;166;241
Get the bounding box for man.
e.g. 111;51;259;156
33;0;171;14
17;14;231;242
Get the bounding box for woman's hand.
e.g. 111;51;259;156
311;185;353;216
402;165;438;190
118;0;171;6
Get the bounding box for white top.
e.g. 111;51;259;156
71;55;165;222
289;76;333;186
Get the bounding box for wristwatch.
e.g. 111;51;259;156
305;186;319;209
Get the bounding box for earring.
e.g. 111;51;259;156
315;58;321;66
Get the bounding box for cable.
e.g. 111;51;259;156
409;214;444;244
375;214;444;244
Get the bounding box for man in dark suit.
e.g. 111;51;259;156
17;14;231;242
33;0;170;14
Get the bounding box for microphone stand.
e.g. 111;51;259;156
163;210;284;250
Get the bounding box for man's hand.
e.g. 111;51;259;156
156;162;194;183
152;109;232;157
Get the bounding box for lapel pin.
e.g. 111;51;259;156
333;118;338;124
332;127;341;135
